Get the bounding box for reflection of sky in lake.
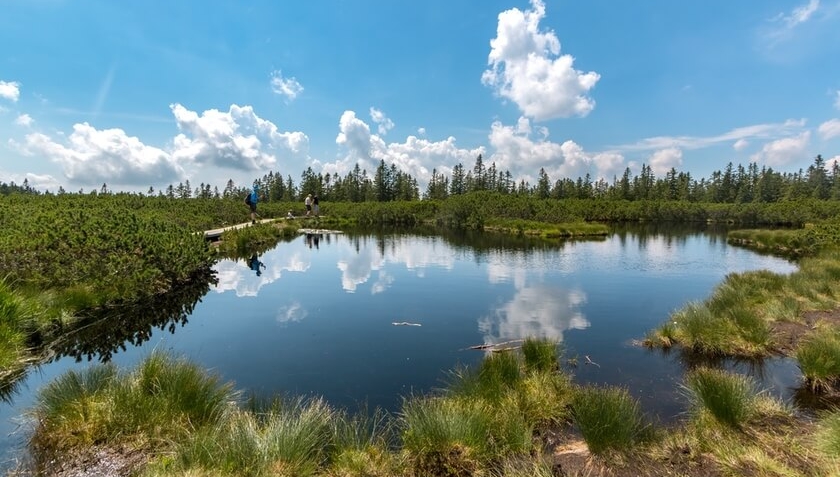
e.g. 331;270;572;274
0;228;802;470
479;285;589;344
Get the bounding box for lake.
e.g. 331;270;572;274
0;224;800;469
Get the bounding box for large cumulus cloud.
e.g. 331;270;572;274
482;0;600;120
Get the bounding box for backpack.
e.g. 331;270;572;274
244;193;253;205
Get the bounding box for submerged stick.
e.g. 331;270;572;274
461;339;524;351
392;322;422;327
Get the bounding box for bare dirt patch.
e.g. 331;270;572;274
770;309;840;355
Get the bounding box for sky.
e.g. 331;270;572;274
1;0;840;194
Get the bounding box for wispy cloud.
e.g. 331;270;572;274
761;0;822;48
835;90;840;109
819;118;840;140
612;119;807;152
93;64;117;116
270;70;304;101
369;107;394;136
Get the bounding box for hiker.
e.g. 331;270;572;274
313;194;320;217
246;184;259;224
247;253;266;276
304;193;312;216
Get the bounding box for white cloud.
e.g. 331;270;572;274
733;138;749;151
488;117;624;183
0;80;20;102
820;119;840;140
12;103;309;189
18;123;184;186
417;127;426;136
0;170;61;191
751;131;811;166
14;113;33;127
616;119;806;152
170;103;309;172
761;0;823;49
775;0;820;28
369;107;394;135
482;0;600;120
276;301;308;324
828;155;840;170
331;110;483;187
648;148;683;176
270;70;304;101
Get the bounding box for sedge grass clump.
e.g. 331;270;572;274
161;397;335;477
815;410;840;458
727;307;772;355
570;386;651;454
796;328;840;392
521;338;560;373
30;352;237;464
672;302;732;355
446;351;522;403
505;370;572;429
327;409;406;477
400;396;531;476
683;367;757;428
0;279;44;373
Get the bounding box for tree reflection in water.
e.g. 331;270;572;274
47;269;217;363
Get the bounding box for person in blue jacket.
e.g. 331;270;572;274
246;184;259;224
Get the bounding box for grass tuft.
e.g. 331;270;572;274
570;385;651;454
796;328;840;392
683;367;756;428
521;338;560;373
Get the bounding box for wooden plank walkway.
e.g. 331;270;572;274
203;218;343;241
203;218;276;240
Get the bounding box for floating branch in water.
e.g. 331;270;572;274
392;322;422;327
491;346;521;353
584;355;601;368
461;339;524;351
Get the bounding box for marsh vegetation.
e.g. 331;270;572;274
4;153;840;474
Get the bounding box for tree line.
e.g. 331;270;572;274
2;154;838;204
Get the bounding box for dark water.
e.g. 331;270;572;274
0;225;800;468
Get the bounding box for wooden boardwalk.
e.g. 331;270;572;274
203;218;343;241
203;218;276;240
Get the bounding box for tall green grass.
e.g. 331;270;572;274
683;367;756;428
445;351;522;403
815;410;840;458
796;328;840;392
570;386;651;454
0;279;47;378
327;408;405;477
158;397;334;477
521;338;560;373
30;352;237;463
399;396;532;476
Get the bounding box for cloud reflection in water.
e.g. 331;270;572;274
479;285;589;344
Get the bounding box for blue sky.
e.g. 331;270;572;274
1;0;839;193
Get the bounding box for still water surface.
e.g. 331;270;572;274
0;225;799;468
